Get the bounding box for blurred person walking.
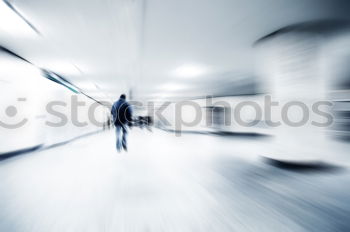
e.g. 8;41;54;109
111;94;133;152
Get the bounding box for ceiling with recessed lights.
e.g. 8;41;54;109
1;0;350;101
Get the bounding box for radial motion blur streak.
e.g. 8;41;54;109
1;0;350;232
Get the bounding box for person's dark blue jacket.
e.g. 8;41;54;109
111;98;132;126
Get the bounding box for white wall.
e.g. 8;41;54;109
0;52;110;153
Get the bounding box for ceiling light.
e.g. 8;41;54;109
159;83;186;91
173;64;207;78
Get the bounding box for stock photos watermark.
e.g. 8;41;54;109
0;95;334;132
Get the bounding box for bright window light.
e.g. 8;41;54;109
173;64;207;78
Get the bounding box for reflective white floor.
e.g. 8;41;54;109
0;128;350;232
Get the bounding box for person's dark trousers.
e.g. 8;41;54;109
115;124;127;152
